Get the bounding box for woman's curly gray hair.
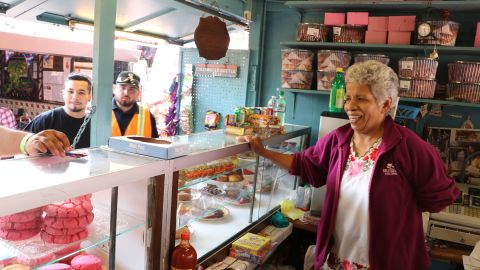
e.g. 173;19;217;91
345;60;399;118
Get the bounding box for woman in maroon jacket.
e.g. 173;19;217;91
247;60;459;270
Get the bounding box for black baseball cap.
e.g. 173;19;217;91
116;71;140;88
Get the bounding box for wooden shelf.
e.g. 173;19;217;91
280;42;480;56
283;88;480;108
285;1;480;12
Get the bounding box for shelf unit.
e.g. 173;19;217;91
280;42;480;56
282;88;480;109
285;1;480;12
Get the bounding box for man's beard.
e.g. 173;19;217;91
117;99;135;107
68;105;84;113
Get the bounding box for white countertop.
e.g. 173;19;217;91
0;147;166;216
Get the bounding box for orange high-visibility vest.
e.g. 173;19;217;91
111;105;153;137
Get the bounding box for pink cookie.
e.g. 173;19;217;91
57;251;85;265
44;200;93;218
0;218;42;230
44;214;94;229
0;228;40;241
17;253;54;267
40;229;88;244
43;226;86;236
71;255;102;270
0;210;42;223
38;263;72;270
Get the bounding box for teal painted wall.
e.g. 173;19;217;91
254;1;480;145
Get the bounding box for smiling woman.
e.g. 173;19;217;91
244;60;460;270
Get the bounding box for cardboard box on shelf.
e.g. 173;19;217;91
368;16;388;32
388;31;412;45
108;136;189;159
365;31;387;44
324;13;345;26
258;223;293;246
388;16;416;32
225;125;254;136
347;12;369;26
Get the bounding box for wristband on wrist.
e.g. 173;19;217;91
20;133;34;155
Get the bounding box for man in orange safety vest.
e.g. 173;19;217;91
111;71;158;138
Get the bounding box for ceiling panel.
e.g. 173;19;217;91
2;0;246;43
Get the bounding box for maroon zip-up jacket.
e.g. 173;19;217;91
291;116;460;270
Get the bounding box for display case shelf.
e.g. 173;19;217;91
0;147;167;217
0;204;144;268
179;160;257;191
280;41;480;56
285;1;480;12
283;88;480;108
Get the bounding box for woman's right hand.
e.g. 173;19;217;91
244;135;266;155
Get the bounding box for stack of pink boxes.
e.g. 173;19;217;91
387;16;416;45
366;17;388;44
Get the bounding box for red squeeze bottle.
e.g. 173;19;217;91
170;232;197;270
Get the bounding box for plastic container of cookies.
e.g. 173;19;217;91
281;49;315;71
398;78;436;99
317;70;337;91
446;82;480;103
416;21;460;46
332;25;366;43
448;61;480;83
354;54;390;65
398;57;438;80
281;70;313;89
317;50;351;71
296;23;330;42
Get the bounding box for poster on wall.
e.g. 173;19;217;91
426;127;480;184
43;71;68;103
73;61;93;78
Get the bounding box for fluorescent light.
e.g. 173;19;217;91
68;20;165;47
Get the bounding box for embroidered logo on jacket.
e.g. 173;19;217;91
383;163;398;176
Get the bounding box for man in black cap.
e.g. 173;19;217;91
111;71;158;138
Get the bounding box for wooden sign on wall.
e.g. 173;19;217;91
194;64;238;78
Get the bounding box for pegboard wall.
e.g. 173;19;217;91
180;48;249;133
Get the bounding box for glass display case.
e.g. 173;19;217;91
0;147;167;269
160;124;311;269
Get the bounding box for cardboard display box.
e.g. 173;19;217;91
347;12;369;26
388;31;411;45
108;136;189;159
324;13;345;25
388;15;416;32
365;31;387;44
368;16;388;32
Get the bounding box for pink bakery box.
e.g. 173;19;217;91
388;31;411;45
324;13;345;26
365;31;387;44
347;12;369;26
475;22;480;47
368;16;388;32
388;16;416;32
